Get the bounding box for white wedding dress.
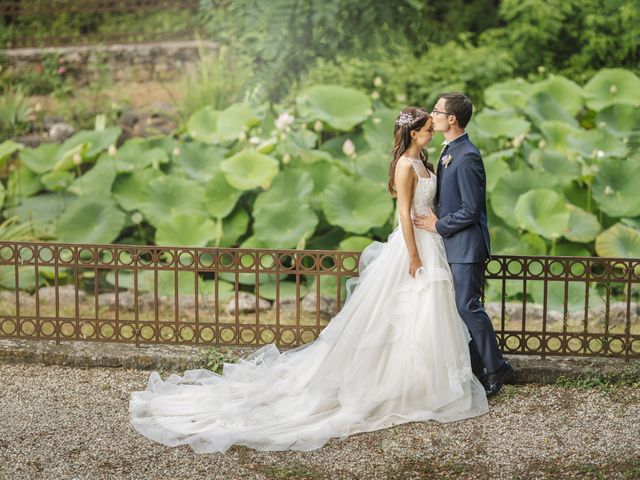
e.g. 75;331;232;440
130;157;489;453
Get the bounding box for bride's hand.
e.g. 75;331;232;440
409;253;423;277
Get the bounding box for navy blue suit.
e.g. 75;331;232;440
435;133;505;375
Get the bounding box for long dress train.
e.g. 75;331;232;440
129;157;489;453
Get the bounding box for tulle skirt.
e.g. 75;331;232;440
129;226;489;453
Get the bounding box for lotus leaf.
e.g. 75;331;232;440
138;176;205;227
220;150;279;191
527;149;580;184
204;171;243;219
56;197;125;244
595;223;640;258
567;128;627;159
112;168;164;212
219;207;250;247
322;176;393;234
67;160;116;196
595;104;640;137
490;169;554;228
515;189;570;240
7;165;42;199
354;151;389;188
363;108;397;151
19;143;58;174
216;103;260;143
0;266;43;290
484;150;512;191
154;213;216;247
172;141;226;182
0;140;23;164
339;236;373;252
253;203;319;249
564;205;601;243
483;79;531;110
531;75;584;116
296;160;343;210
3;192;73;237
258;281;308;301
106;139;169;173
296;85;371;131
554;242;591;257
592;157;640;218
54;127;121;169
187;106;221;144
526;91;578;127
583;68;640;110
254;169;313;215
41;170;74;191
473;109;530;138
528;280;590;312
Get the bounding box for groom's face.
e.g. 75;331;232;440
431;98;454;133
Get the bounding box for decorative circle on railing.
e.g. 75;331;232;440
219;253;235;269
80;322;95;339
300;254;317;271
503;334;522;352
220;327;236;343
178;251;195;268
118;249;134;266
18;246;35;263
589;260;607;279
38;247;55;264
525;335;541;352
486;259;502;276
612;261;629;280
278;254;295;271
340;254;359;273
198;252;215;269
567;336;584;353
139;325;156;341
19;319;36;336
239;253;256;269
527;259;544;277
0;245;16;262
78;248;95;264
279;328;296;345
570;261;587;278
260;327;276;344
506;259;524;276
545;335;563;352
608;338;626;354
240;327;256;344
587;337;604;354
99;249;115;265
137;250;155;267
160;325;175;341
40;321;55;337
178;325;195;342
99;323;116;339
548;259;567;278
320;255;336;271
199;326;215;342
119;324;136;340
1;319;16;335
301;329;317;344
259;253;276;270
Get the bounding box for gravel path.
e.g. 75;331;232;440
1;363;639;480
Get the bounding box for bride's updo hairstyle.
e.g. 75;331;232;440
388;107;435;197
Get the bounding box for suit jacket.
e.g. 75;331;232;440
435;133;491;263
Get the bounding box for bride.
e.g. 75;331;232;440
130;107;489;453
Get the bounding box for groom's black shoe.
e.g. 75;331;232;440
484;361;513;398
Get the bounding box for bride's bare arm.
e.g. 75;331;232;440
395;159;423;277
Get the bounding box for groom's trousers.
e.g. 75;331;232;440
449;262;505;376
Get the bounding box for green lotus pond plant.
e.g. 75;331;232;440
0;69;638;306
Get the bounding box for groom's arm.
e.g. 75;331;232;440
435;153;485;237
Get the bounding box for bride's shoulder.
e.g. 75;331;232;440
395;156;413;171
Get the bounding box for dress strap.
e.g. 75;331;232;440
402;156;431;179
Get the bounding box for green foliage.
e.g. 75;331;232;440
197;346;238;374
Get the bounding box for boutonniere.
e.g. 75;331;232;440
442;154;453;168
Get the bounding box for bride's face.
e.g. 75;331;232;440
412;118;434;147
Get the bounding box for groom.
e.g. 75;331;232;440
414;92;512;397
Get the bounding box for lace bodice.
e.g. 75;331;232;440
402;156;437;216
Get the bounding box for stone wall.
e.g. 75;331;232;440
0;40;218;84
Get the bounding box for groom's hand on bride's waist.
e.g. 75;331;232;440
412;214;438;233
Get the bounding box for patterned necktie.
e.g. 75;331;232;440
435;143;449;205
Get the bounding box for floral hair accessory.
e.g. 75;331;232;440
396;111;416;127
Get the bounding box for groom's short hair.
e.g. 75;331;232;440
439;93;473;128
